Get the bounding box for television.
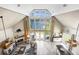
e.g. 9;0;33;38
16;29;21;32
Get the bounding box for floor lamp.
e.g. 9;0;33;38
0;16;7;40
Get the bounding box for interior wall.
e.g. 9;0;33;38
52;17;72;41
12;20;24;37
54;20;62;33
53;17;63;34
0;18;25;42
0;28;14;42
64;27;76;35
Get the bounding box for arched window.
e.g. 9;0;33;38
30;9;51;30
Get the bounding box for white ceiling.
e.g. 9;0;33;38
0;4;79;16
0;4;58;16
0;4;79;34
0;7;25;30
55;10;79;34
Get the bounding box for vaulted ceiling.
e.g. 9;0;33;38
0;4;79;34
55;10;79;34
0;7;25;30
0;4;79;16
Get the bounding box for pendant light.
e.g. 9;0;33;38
0;16;7;40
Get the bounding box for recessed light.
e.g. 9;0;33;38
63;4;67;7
17;4;21;7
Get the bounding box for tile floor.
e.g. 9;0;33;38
36;40;58;55
36;40;79;55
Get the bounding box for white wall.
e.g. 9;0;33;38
64;27;76;35
0;28;14;42
62;27;76;41
54;20;62;34
0;20;24;42
12;20;24;37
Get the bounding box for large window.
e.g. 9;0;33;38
30;9;51;40
30;9;51;31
